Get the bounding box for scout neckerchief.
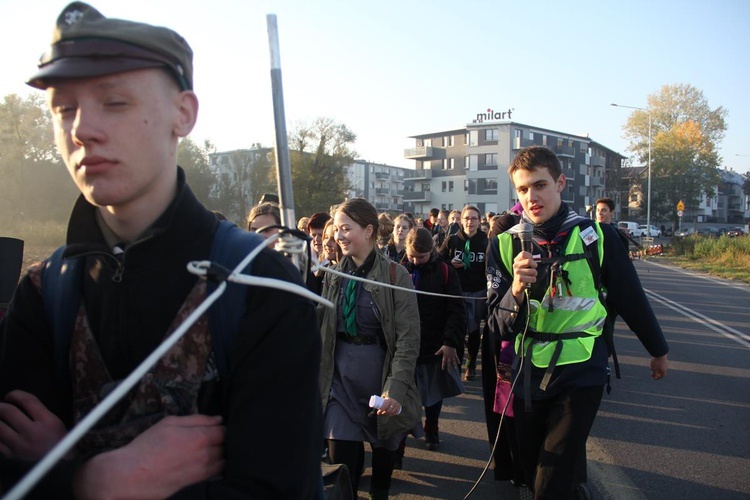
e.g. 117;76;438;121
341;250;376;336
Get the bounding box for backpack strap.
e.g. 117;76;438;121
206;220;264;380
42;220;263;390
578;221;621;382
42;245;83;392
389;261;397;285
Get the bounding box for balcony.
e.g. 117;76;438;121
374;172;389;180
403;191;432;202
374;202;391;210
553;144;576;158
591;176;604;187
590;155;606;168
406;169;432;181
512;137;536;150
375;188;390;195
404;146;446;160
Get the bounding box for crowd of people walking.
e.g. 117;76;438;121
0;3;668;499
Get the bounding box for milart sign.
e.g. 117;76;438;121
472;107;514;123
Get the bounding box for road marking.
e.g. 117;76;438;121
644;289;750;348
587;437;647;500
643;260;750;293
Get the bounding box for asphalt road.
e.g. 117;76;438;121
351;258;750;499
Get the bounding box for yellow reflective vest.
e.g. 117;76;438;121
498;223;606;368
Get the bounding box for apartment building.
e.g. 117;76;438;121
403;122;624;217
346;160;411;213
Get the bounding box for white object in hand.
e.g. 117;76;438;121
369;395;385;409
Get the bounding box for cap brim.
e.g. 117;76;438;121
26;57;165;89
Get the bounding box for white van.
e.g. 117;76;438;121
617;221;643;237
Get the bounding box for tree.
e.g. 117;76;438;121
621;84;726;225
178;137;216;205
288;117;356;217
209;147;275;224
0;93;76;223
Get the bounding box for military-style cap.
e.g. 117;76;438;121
27;2;193;90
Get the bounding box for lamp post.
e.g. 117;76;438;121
612;103;652;237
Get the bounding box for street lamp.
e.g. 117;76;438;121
611;103;652;237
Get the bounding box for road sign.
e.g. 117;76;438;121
677;200;685;211
678;210;684;217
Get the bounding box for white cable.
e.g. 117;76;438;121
463;289;531;500
2;280;229;500
2;231;328;500
314;264;487;301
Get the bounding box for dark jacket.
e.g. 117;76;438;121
403;253;466;363
439;229;489;293
485;210;668;399
0;169;323;499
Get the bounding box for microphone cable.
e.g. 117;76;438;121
2;231;330;500
463;286;532;499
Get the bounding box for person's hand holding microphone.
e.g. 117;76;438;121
512;223;536;304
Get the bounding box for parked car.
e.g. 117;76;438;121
639;224;662;237
675;228;694;237
727;227;747;237
617;221;644;237
696;226;720;238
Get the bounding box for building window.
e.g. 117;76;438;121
485;153;497;166
464;179;469;191
422;183;430;192
465;133;469;145
485;128;498;141
465;156;469;170
449;181;454;192
469;130;478;146
542;135;547;146
447;158;455;170
515;129;522;138
529;132;535;141
441;181;447;192
445;135;454;147
468;155;478;171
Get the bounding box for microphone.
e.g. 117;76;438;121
519;223;533;289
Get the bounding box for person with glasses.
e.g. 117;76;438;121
439;205;488;381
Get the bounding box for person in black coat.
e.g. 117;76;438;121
403;228;466;450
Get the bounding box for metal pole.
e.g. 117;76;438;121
647;112;652;237
266;14;295;228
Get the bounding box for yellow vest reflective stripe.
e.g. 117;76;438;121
498;223;606;368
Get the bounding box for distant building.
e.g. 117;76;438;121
346;160;410;213
622;165;749;225
403;122;624;217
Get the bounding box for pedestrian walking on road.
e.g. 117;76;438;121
319;198;421;500
486;146;669;498
403;228;465;452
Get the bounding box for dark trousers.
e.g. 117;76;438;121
327;439;396;495
480;330;524;483
424;400;443;429
513;386;603;499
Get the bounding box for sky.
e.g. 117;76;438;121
3;0;749;175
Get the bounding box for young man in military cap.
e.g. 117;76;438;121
485;146;668;498
0;3;322;498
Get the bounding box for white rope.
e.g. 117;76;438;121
312;262;487;301
1;232;327;500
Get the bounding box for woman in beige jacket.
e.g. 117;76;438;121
319;199;421;500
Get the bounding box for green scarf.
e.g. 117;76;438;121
340;250;377;337
462;238;471;269
342;278;358;336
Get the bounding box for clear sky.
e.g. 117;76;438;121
3;0;749;175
